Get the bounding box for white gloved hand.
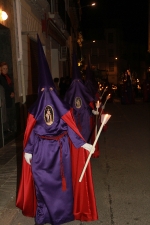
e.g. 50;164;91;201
92;110;99;115
24;153;32;165
81;143;95;154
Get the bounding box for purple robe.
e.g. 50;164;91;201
24;89;85;225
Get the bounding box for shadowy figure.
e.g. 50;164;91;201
0;62;15;133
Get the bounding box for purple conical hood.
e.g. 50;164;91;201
28;35;70;122
72;52;82;80
37;34;55;92
64;79;94;110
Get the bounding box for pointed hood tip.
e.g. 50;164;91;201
37;34;55;91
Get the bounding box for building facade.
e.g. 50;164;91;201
81;28;147;85
0;0;81;146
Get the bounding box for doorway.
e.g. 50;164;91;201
0;24;15;147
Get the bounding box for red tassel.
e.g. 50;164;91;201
62;177;67;191
59;139;67;191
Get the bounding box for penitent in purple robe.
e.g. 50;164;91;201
24;89;85;225
64;53;94;142
64;79;94;142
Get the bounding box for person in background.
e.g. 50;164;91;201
0;62;15;133
64;53;100;158
121;70;135;104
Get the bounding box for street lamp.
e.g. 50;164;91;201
81;3;96;8
0;10;8;21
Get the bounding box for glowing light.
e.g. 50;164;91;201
81;3;96;8
1;11;8;21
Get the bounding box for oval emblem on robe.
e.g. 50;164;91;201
44;105;54;125
75;97;82;109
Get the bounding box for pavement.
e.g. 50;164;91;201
0;98;150;225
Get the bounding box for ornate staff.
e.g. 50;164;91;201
79;114;111;182
95;100;101;135
100;86;108;100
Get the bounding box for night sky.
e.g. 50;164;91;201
80;0;149;46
